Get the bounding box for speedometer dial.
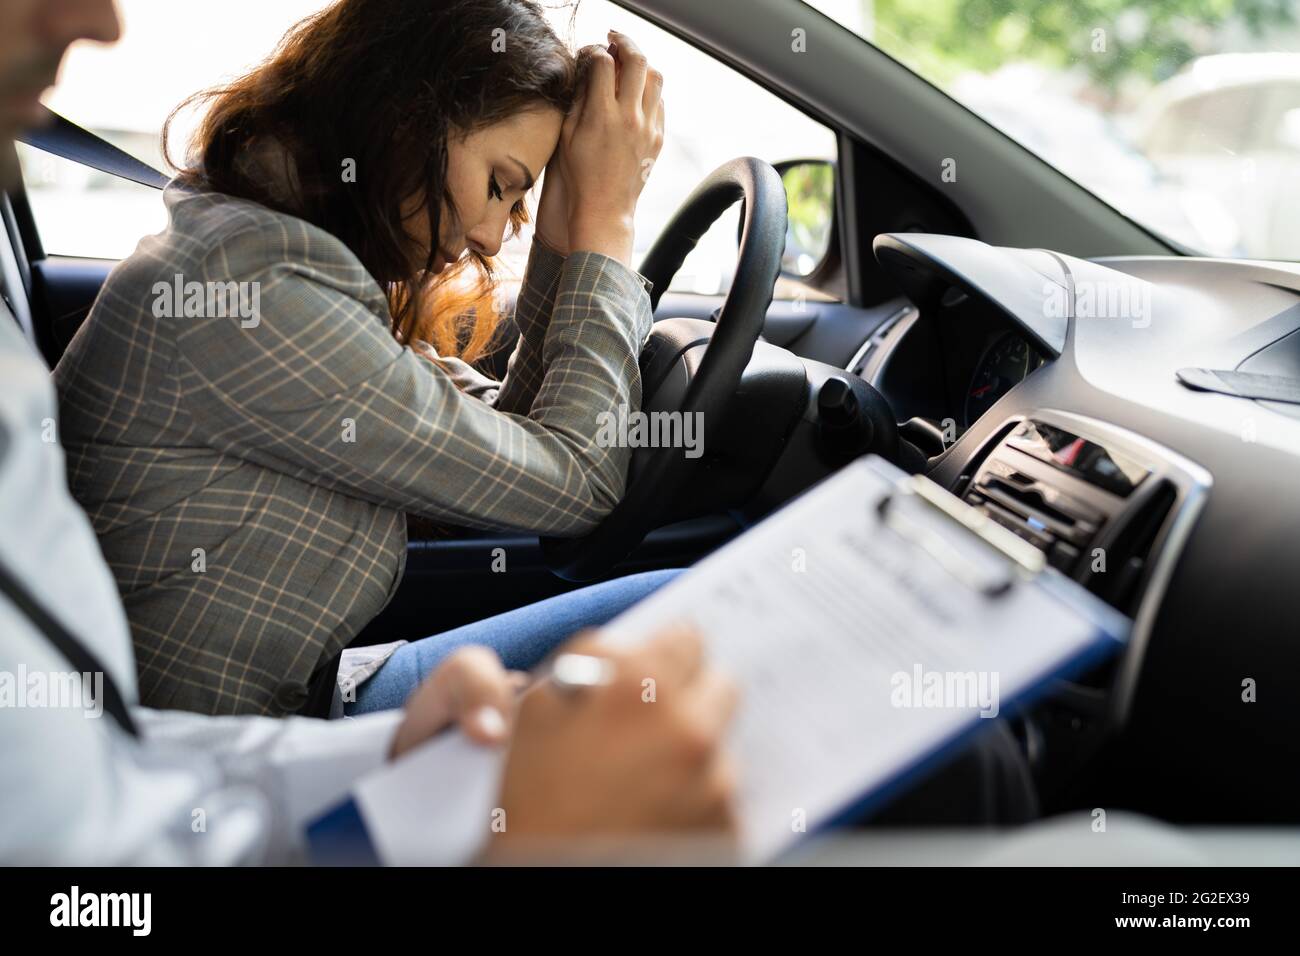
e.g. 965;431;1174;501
964;332;1044;427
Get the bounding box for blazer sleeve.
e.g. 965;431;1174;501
173;245;654;535
416;234;654;416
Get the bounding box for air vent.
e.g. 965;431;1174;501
1082;478;1177;616
955;418;1181;615
981;476;1078;529
963;463;1103;573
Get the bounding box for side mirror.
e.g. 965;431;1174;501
740;158;836;279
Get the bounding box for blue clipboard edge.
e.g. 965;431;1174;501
306;795;383;867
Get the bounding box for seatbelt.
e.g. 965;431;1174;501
17;105;168;190
0;555;140;737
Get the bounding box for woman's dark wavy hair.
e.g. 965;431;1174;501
165;0;582;363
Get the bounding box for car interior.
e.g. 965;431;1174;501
2;0;1297;833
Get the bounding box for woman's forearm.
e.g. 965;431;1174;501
491;234;569;415
177;253;655;537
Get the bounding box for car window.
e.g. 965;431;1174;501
20;0;329;260
21;0;838;300
803;0;1300;261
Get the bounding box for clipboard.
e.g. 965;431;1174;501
310;455;1132;867
599;454;1131;862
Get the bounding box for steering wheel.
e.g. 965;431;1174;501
542;156;788;580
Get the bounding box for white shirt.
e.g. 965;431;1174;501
0;312;404;864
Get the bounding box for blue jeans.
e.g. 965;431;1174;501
345;568;682;714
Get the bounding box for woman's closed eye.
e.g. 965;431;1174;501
490;172;528;214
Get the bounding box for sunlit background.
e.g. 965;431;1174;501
19;0;1300;293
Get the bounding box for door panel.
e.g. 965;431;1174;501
30;256;113;364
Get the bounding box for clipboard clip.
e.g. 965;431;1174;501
875;474;1046;598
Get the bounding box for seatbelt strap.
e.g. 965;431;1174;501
0;555;140;737
18;106;168;190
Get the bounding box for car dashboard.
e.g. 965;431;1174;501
819;233;1300;819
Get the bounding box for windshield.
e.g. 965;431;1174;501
803;0;1300;261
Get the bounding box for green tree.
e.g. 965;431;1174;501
870;0;1297;94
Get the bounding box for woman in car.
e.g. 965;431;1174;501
54;0;673;717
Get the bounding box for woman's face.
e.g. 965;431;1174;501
404;106;564;274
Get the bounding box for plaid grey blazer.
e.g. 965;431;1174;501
54;182;653;716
